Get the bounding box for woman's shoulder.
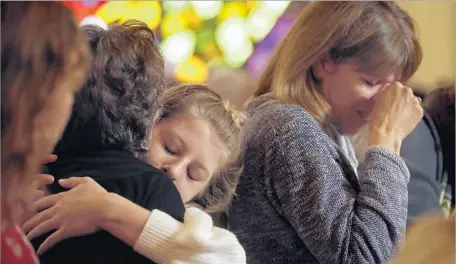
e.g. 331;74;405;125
247;101;323;138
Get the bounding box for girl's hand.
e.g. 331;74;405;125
23;177;109;255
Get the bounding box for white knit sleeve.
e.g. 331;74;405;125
133;207;246;264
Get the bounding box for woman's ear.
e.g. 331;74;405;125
314;57;337;79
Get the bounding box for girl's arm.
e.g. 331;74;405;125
24;177;246;264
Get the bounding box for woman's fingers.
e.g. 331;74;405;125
44;154;58;164
37;229;65;255
26;218;58;241
31;193;61;212
31;189;46;202
58;177;91;189
23;207;54;233
33;174;54;189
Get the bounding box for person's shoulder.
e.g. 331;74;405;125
89;152;184;216
249;102;322;138
97;152;170;183
113;158;185;220
110;156;175;194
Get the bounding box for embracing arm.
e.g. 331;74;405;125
99;192;150;248
262;106;410;264
100;193;245;264
25;177;245;264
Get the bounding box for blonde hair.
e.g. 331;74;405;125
161;84;245;213
393;214;455;264
256;2;422;124
1;2;91;223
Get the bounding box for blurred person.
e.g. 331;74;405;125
1;2;90;263
208;66;257;110
392;213;455;264
422;85;455;212
228;2;423;263
25;85;247;264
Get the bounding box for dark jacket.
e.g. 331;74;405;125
401;112;445;224
32;150;185;264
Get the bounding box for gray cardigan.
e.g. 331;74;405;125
228;94;410;264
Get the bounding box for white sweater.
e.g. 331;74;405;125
133;207;246;264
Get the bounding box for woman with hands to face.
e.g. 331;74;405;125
227;2;423;263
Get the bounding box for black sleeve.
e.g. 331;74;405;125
98;169;186;222
47;160;186;222
139;171;185;221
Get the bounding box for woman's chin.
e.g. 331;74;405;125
339;122;365;136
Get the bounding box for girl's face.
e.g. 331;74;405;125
148;115;225;203
315;59;400;135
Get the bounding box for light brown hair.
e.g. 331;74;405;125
256;2;422;124
1;2;91;223
160;84;245;213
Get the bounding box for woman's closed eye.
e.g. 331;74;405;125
187;168;197;181
187;167;208;182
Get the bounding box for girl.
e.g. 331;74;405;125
1;2;90;264
24;84;246;264
228;2;423;264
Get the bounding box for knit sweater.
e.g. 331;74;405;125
134;207;246;264
228;94;410;264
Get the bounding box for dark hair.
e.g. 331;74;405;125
54;20;166;157
1;2;90;222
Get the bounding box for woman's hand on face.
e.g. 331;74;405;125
23;177;108;255
368;82;423;153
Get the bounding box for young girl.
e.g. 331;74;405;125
24;84;246;264
228;2;423;264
